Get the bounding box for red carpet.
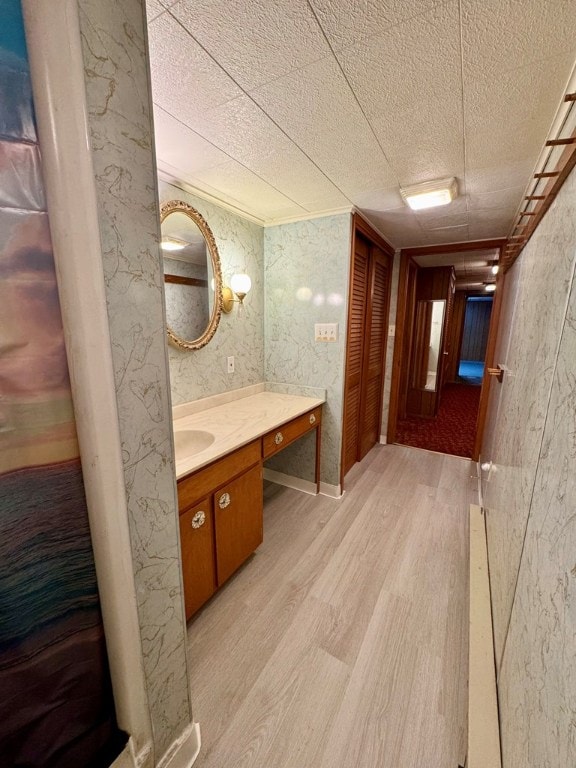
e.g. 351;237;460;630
395;384;481;458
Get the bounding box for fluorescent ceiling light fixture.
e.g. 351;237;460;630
161;237;186;251
400;177;458;211
485;284;496;292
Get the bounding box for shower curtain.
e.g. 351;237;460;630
0;2;125;765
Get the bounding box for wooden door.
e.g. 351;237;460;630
342;233;370;477
359;247;390;459
179;497;216;619
342;218;393;480
214;463;263;585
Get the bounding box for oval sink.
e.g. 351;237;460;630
173;429;215;457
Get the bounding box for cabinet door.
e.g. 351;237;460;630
214;463;263;586
179;497;216;620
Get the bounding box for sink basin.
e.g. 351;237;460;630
173;429;215;457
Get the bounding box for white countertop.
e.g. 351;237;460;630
173;391;324;480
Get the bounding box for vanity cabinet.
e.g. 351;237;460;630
262;406;322;459
176;402;323;620
177;439;263;620
214;462;263;585
179;497;216;618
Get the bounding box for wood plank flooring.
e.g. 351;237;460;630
187;444;478;768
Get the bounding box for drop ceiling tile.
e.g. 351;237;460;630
145;0;165;22
171;0;331;91
350;186;404;211
148;13;243;120
371;98;464;187
465;52;575;171
461;0;576;83
423;225;470;244
363;208;428;248
337;1;462;122
178;95;349;208
190;160;304;218
416;209;469;231
308;0;444;52
465;159;536;197
153;106;231;175
250;56;398;197
468;186;525;213
468;211;515;239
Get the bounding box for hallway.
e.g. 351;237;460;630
187;445;477;767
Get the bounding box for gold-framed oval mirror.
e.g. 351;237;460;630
160;200;223;350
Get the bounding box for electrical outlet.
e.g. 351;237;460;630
314;323;338;342
227;356;234;373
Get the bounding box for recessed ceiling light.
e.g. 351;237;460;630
485;284;496;292
491;264;499;275
161;238;186;251
400;177;458;211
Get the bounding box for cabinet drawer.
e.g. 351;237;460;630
179;498;216;619
262;406;322;459
214;463;263;585
178;439;261;512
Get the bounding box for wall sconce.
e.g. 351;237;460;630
222;273;252;313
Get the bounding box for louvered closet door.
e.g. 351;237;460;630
359;248;390;459
342;234;370;477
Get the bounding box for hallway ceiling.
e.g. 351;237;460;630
412;248;500;291
146;0;576;248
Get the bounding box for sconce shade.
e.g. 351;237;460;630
230;273;252;296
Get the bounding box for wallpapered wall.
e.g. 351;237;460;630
0;1;122;764
160;180;265;405
481;165;576;767
264;214;352;488
78;1;193;759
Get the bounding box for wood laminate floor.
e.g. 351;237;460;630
187;444;478;768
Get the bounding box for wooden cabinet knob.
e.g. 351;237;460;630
274;431;284;445
191;510;206;529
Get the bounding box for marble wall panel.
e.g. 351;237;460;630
78;1;192;758
159;181;265;405
264;214;352;488
498;267;576;767
481;167;576;667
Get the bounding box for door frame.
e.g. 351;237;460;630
387;239;506;459
340;213;394;488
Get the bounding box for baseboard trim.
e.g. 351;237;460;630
319;481;343;499
263;469;343;499
157;723;201;768
468;504;501;768
263;468;317;495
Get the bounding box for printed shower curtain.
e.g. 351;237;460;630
0;2;125;765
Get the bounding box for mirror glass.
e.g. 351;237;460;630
410;299;445;392
160;201;223;350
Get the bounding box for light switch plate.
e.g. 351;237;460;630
227;356;234;373
315;323;338;342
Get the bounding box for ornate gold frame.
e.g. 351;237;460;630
160;200;223;350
